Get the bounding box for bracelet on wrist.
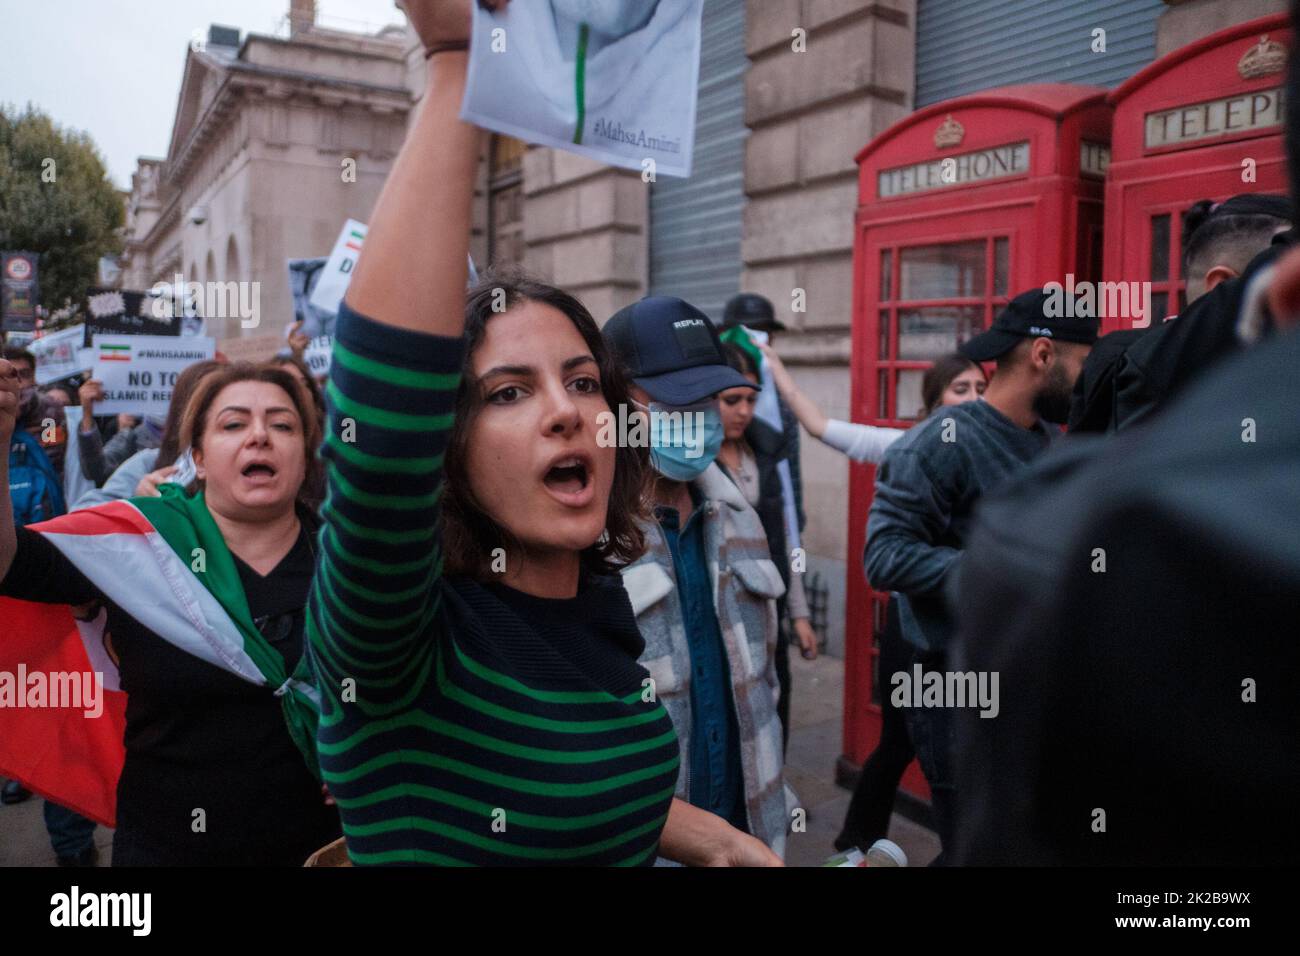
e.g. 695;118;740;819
424;40;469;59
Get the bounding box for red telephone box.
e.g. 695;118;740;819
842;85;1112;801
1105;14;1291;328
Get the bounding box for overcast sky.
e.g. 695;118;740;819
2;0;408;189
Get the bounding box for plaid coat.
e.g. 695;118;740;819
622;463;788;857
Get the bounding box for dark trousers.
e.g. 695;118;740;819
902;648;958;866
837;598;914;849
44;801;97;859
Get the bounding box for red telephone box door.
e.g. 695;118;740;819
844;85;1112;805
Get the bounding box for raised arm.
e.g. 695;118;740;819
307;2;502;705
758;343;828;437
343;0;499;335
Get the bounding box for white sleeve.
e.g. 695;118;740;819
819;419;907;464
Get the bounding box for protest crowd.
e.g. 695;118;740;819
0;0;1296;870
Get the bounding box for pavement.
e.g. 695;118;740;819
783;652;940;867
0;653;938;868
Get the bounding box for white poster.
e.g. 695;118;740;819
308;221;367;317
304;336;333;377
91;334;215;418
29;325;86;385
305;219;479;321
461;0;703;178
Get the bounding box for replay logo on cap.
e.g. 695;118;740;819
672;317;717;361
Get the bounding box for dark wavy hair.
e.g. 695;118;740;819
442;268;648;579
922;352;986;417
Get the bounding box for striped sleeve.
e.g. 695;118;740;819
306;301;463;707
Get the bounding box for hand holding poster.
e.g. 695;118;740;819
461;0;703;178
90;335;215;418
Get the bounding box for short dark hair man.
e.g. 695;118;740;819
1182;193;1293;304
863;288;1097;862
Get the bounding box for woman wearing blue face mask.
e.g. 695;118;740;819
603;296;792;860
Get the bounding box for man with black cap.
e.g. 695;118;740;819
604;296;790;860
720;292;815;753
862;287;1097;862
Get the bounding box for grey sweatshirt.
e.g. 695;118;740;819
864;399;1056;653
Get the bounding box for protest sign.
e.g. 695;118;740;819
308;222;367;318
217;334;283;364
83;288;180;347
2;252;40;333
29;326;86;385
305;222;479;321
90;335;215;418
289;257;336;340
461;0;703;178
304;336;333;377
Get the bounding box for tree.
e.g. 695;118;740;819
0;104;125;320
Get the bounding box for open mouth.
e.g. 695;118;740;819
544;457;590;496
241;462;277;479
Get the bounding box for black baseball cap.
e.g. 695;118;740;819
959;288;1100;362
722;293;786;332
603;296;759;406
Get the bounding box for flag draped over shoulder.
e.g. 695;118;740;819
0;486;320;827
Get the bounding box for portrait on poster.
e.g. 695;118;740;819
461;0;703;178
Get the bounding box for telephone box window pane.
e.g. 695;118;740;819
898;305;984;360
899;241;987;300
880;250;893;301
879;310;891;360
897;370;926;421
1151;214;1171;283
1151;292;1169;323
878;369;889;419
994;238;1009;295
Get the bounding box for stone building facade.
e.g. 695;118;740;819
122;2;411;344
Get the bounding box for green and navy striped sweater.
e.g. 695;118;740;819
306;303;680;865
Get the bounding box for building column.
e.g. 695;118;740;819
1156;0;1287;57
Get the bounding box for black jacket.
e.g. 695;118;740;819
949;327;1300;865
1071;231;1295;434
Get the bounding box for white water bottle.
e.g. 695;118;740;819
865;838;908;867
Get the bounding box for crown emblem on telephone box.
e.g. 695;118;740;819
934;114;965;150
1238;35;1286;80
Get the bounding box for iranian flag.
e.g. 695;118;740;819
0;491;319;827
